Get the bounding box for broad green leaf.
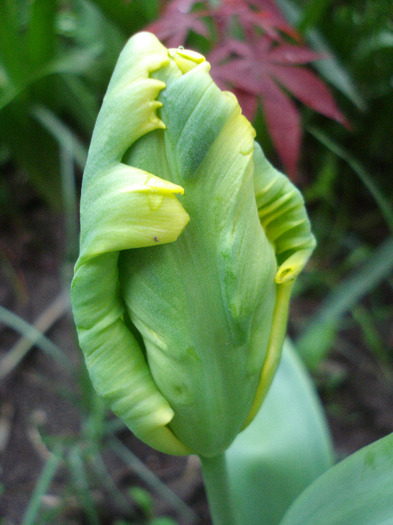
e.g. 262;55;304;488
280;432;393;525
45;45;103;78
31;105;88;171
226;339;333;525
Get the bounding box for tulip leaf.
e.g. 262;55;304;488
226;339;333;525
280;431;393;525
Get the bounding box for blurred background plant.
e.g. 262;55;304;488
1;0;392;523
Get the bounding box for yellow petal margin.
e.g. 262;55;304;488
243;144;316;428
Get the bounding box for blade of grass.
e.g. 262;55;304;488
0;403;13;453
27;0;56;67
0;0;27;87
0;45;102;111
351;305;386;362
297;237;393;368
59;75;99;135
91;451;136;513
309;126;393;235
0;106;63;208
297;0;333;34
0;240;28;303
60;137;79;266
0;293;72;380
22;445;63;525
110;437;201;524
32;105;82;268
32;104;87;171
68;446;100;525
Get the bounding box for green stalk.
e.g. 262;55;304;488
200;453;239;525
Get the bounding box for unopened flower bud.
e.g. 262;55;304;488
71;32;316;457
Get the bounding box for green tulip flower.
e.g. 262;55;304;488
71;32;316;459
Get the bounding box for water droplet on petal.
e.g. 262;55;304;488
147;193;164;211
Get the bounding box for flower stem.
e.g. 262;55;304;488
200;453;239;525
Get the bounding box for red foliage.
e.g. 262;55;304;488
210;0;299;42
146;0;347;179
209;37;348;178
147;0;209;48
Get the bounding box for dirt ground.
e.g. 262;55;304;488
1;194;393;524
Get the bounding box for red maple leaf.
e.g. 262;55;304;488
145;1;347;178
210;0;299;42
147;0;209;47
209;36;348;179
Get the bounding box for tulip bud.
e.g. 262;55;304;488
71;32;315;457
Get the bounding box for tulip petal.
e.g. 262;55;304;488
243;144;316;427
71;33;191;455
253;143;316;284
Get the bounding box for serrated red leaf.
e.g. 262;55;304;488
233;88;258;121
209;0;300;42
210;57;261;95
165;0;203;12
270;65;348;124
252;9;300;41
267;43;322;65
208;33;348;177
146;0;209;47
260;76;301;179
145;1;347;178
250;0;301;40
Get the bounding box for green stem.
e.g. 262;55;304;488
200;453;239;525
